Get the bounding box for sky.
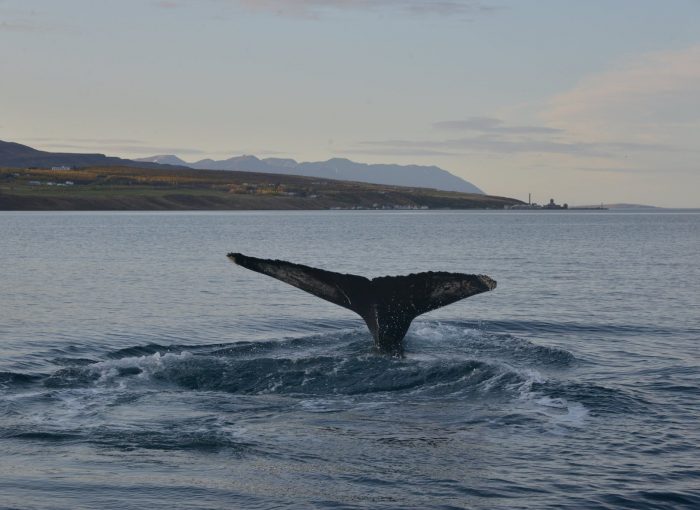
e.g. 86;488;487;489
1;0;699;207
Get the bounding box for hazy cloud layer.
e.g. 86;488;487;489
23;137;207;156
229;0;494;17
352;116;675;160
531;45;700;180
415;48;700;170
27;137;146;145
433;117;562;135
356;136;670;159
0;21;37;32
0;3;44;33
0;4;75;34
574;167;647;174
546;45;700;140
154;1;180;8
343;147;458;157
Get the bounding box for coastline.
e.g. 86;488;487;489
0;166;520;211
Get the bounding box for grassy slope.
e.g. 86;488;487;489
0;166;521;211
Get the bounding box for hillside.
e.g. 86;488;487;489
0;165;520;211
0;140;184;171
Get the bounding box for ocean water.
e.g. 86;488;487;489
1;210;698;509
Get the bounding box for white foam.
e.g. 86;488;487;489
411;321;484;343
90;351;194;385
553;402;589;426
499;366;546;398
535;396;568;408
509;371;590;430
528;395;589;432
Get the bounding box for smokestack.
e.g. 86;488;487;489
528;193;531;205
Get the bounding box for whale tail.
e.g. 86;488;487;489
227;253;496;356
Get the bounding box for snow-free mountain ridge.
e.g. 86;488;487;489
136;154;484;194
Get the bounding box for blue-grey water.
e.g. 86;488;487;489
1;210;698;509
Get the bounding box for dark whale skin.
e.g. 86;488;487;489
228;253;496;356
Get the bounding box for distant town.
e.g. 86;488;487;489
504;194;607;211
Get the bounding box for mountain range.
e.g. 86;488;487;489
0;140;483;194
136;154;484;194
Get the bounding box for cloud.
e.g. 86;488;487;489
356;136;671;158
574;166;646;174
434;116;563;135
531;44;700;186
394;47;700;166
350;115;679;159
24;138;207;156
27;136;146;145
154;1;181;8
231;0;496;18
0;6;75;35
546;45;700;140
342;147;458;157
574;165;697;175
0;21;39;32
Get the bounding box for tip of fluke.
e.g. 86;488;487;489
480;275;497;291
227;252;243;264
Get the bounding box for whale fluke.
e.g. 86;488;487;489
227;253;496;356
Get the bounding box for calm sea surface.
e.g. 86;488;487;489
1;210;699;509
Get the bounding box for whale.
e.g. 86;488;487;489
228;253;496;356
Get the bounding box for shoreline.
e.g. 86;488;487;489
0;165;520;211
